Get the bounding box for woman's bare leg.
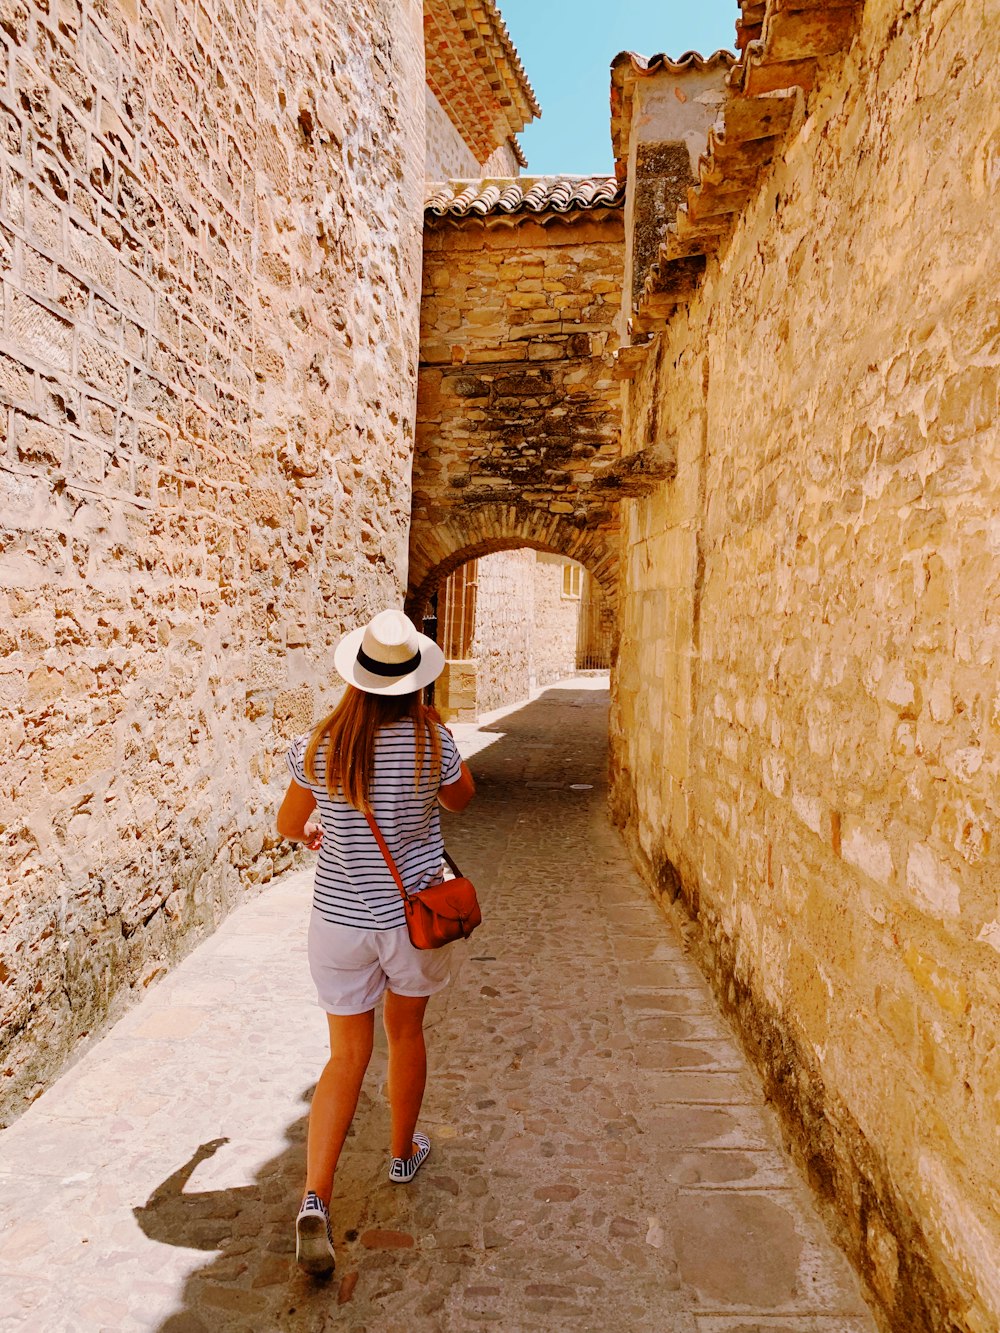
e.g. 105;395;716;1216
383;992;430;1160
304;1010;375;1206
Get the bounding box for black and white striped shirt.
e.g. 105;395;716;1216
287;722;463;930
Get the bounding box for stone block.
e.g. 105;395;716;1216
1;0;427;1125
905;842;961;918
840;818;893;885
8;290;72;370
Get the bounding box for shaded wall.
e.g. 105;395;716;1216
611;3;999;1329
411;209;625;611
0;0;426;1122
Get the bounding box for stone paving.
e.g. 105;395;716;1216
0;679;879;1333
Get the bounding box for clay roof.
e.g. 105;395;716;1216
610;50;738;181
425;176;625;224
425;0;540;166
634;0;866;332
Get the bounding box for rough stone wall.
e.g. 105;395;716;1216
479;139;522;177
0;0;426;1124
470;548;533;713
411;213;625;612
611;3;999;1329
425;85;479;180
530;553;580;689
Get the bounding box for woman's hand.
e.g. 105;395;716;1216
303;819;324;851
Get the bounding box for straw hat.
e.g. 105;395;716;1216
333;609;445;696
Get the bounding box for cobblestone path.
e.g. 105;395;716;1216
0;679;878;1333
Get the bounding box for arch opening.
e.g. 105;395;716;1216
411;543;614;724
406;503;619;624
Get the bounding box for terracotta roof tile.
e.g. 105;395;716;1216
425;176;625;223
425;0;540;166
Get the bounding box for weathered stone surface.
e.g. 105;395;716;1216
426;86;522;181
610;4;1000;1331
0;0;427;1124
409;211;625;615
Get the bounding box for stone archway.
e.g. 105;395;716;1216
410;182;629;634
405;502;618;621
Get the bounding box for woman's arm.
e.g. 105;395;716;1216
439;763;475;812
424;704;476;813
276;781;323;849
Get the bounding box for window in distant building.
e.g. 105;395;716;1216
562;562;582;600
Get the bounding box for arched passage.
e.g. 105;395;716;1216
405;503;618;622
413;186;627;652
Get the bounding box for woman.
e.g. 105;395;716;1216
276;608;475;1275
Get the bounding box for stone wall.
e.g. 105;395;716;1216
411;209;626;612
611;3;999;1329
425;85;479;180
530;553;580;689
479;139;522;177
435;550;583;719
471;550;583;710
0;0;426;1124
471;548;533;714
424;86;521;181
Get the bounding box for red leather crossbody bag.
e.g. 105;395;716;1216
364;811;482;949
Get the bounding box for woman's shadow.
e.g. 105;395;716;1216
134;1084;394;1332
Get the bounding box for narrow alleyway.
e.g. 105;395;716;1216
0;680;878;1333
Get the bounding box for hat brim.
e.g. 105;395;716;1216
333;625;446;696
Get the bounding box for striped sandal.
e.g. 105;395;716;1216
388;1132;431;1184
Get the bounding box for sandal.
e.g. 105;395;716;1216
388;1131;430;1183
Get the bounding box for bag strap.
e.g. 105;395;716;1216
364;810;410;905
364;810;464;899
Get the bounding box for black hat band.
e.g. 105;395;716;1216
356;646;422;678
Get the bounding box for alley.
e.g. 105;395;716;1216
0;680;877;1333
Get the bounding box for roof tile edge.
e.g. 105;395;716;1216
610;49;739;177
425;175;626;222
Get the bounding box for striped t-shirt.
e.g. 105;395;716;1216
286;720;463;930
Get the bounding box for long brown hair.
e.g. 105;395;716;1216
303;686;442;813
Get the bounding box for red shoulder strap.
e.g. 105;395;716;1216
365;810;465;893
364;810;410;904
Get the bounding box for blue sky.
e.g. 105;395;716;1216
498;0;738;175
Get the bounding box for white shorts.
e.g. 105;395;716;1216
307;912;451;1015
